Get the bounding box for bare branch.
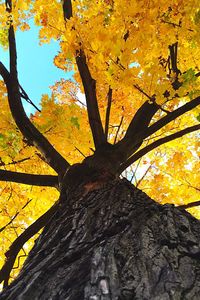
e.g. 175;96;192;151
0;199;32;233
178;201;200;209
114;116;124;144
5;0;12;12
105;87;112;140
169;42;181;77
0;157;30;167
62;0;72;20
0;170;58;188
75;51;106;148
125;101;159;138
136;165;152;187
133;84;155;102
74;146;86;158
117;100;159;157
0;203;58;286
118;96;200;158
62;0;106;148
161;19;194;32
146;97;200;137
0;27;70;175
19;85;41;112
118;124;200;173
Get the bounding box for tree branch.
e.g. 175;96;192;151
75;50;106;148
133;84;155;102
0;203;58;287
0;198;32;233
117;96;200;160
178;201;200;209
146;96;200;138
62;0;106;148
105;87;112;140
114;115;124;144
118;124;200;173
117;100;160;158
125;101;159;138
19;85;41;112
0;27;70;175
0;157;30;167
62;0;72;20
0;170;58;188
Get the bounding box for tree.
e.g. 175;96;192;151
0;0;200;298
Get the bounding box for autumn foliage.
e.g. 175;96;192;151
0;0;200;288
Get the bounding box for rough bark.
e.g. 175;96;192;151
1;173;200;300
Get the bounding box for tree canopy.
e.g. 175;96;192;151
0;0;200;288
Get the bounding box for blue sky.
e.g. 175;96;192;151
0;23;73;114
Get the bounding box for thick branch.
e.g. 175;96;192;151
117;96;200;159
146;97;200;138
0;203;58;286
122;100;160;154
0;30;70;175
0;170;58;188
62;0;72;20
75;51;106;148
118;124;200;173
63;0;106;148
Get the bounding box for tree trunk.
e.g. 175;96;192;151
1;176;200;300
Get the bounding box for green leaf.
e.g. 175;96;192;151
197;114;200;122
182;69;196;87
182;68;196;81
0;133;5;141
70;116;80;130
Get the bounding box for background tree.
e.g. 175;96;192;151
0;0;200;298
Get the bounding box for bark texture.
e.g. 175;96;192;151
1;177;200;300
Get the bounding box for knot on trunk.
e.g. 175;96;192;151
61;162;115;195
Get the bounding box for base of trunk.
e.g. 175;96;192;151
1;178;200;299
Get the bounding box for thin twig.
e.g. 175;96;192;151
161;20;194;32
134;84;155;102
0;199;32;233
19;85;41;112
178;201;200;209
114;116;124;144
136;165;152;187
74;146;86;158
0;157;30;167
105;87;112;140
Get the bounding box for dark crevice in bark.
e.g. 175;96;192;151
1;175;200;299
